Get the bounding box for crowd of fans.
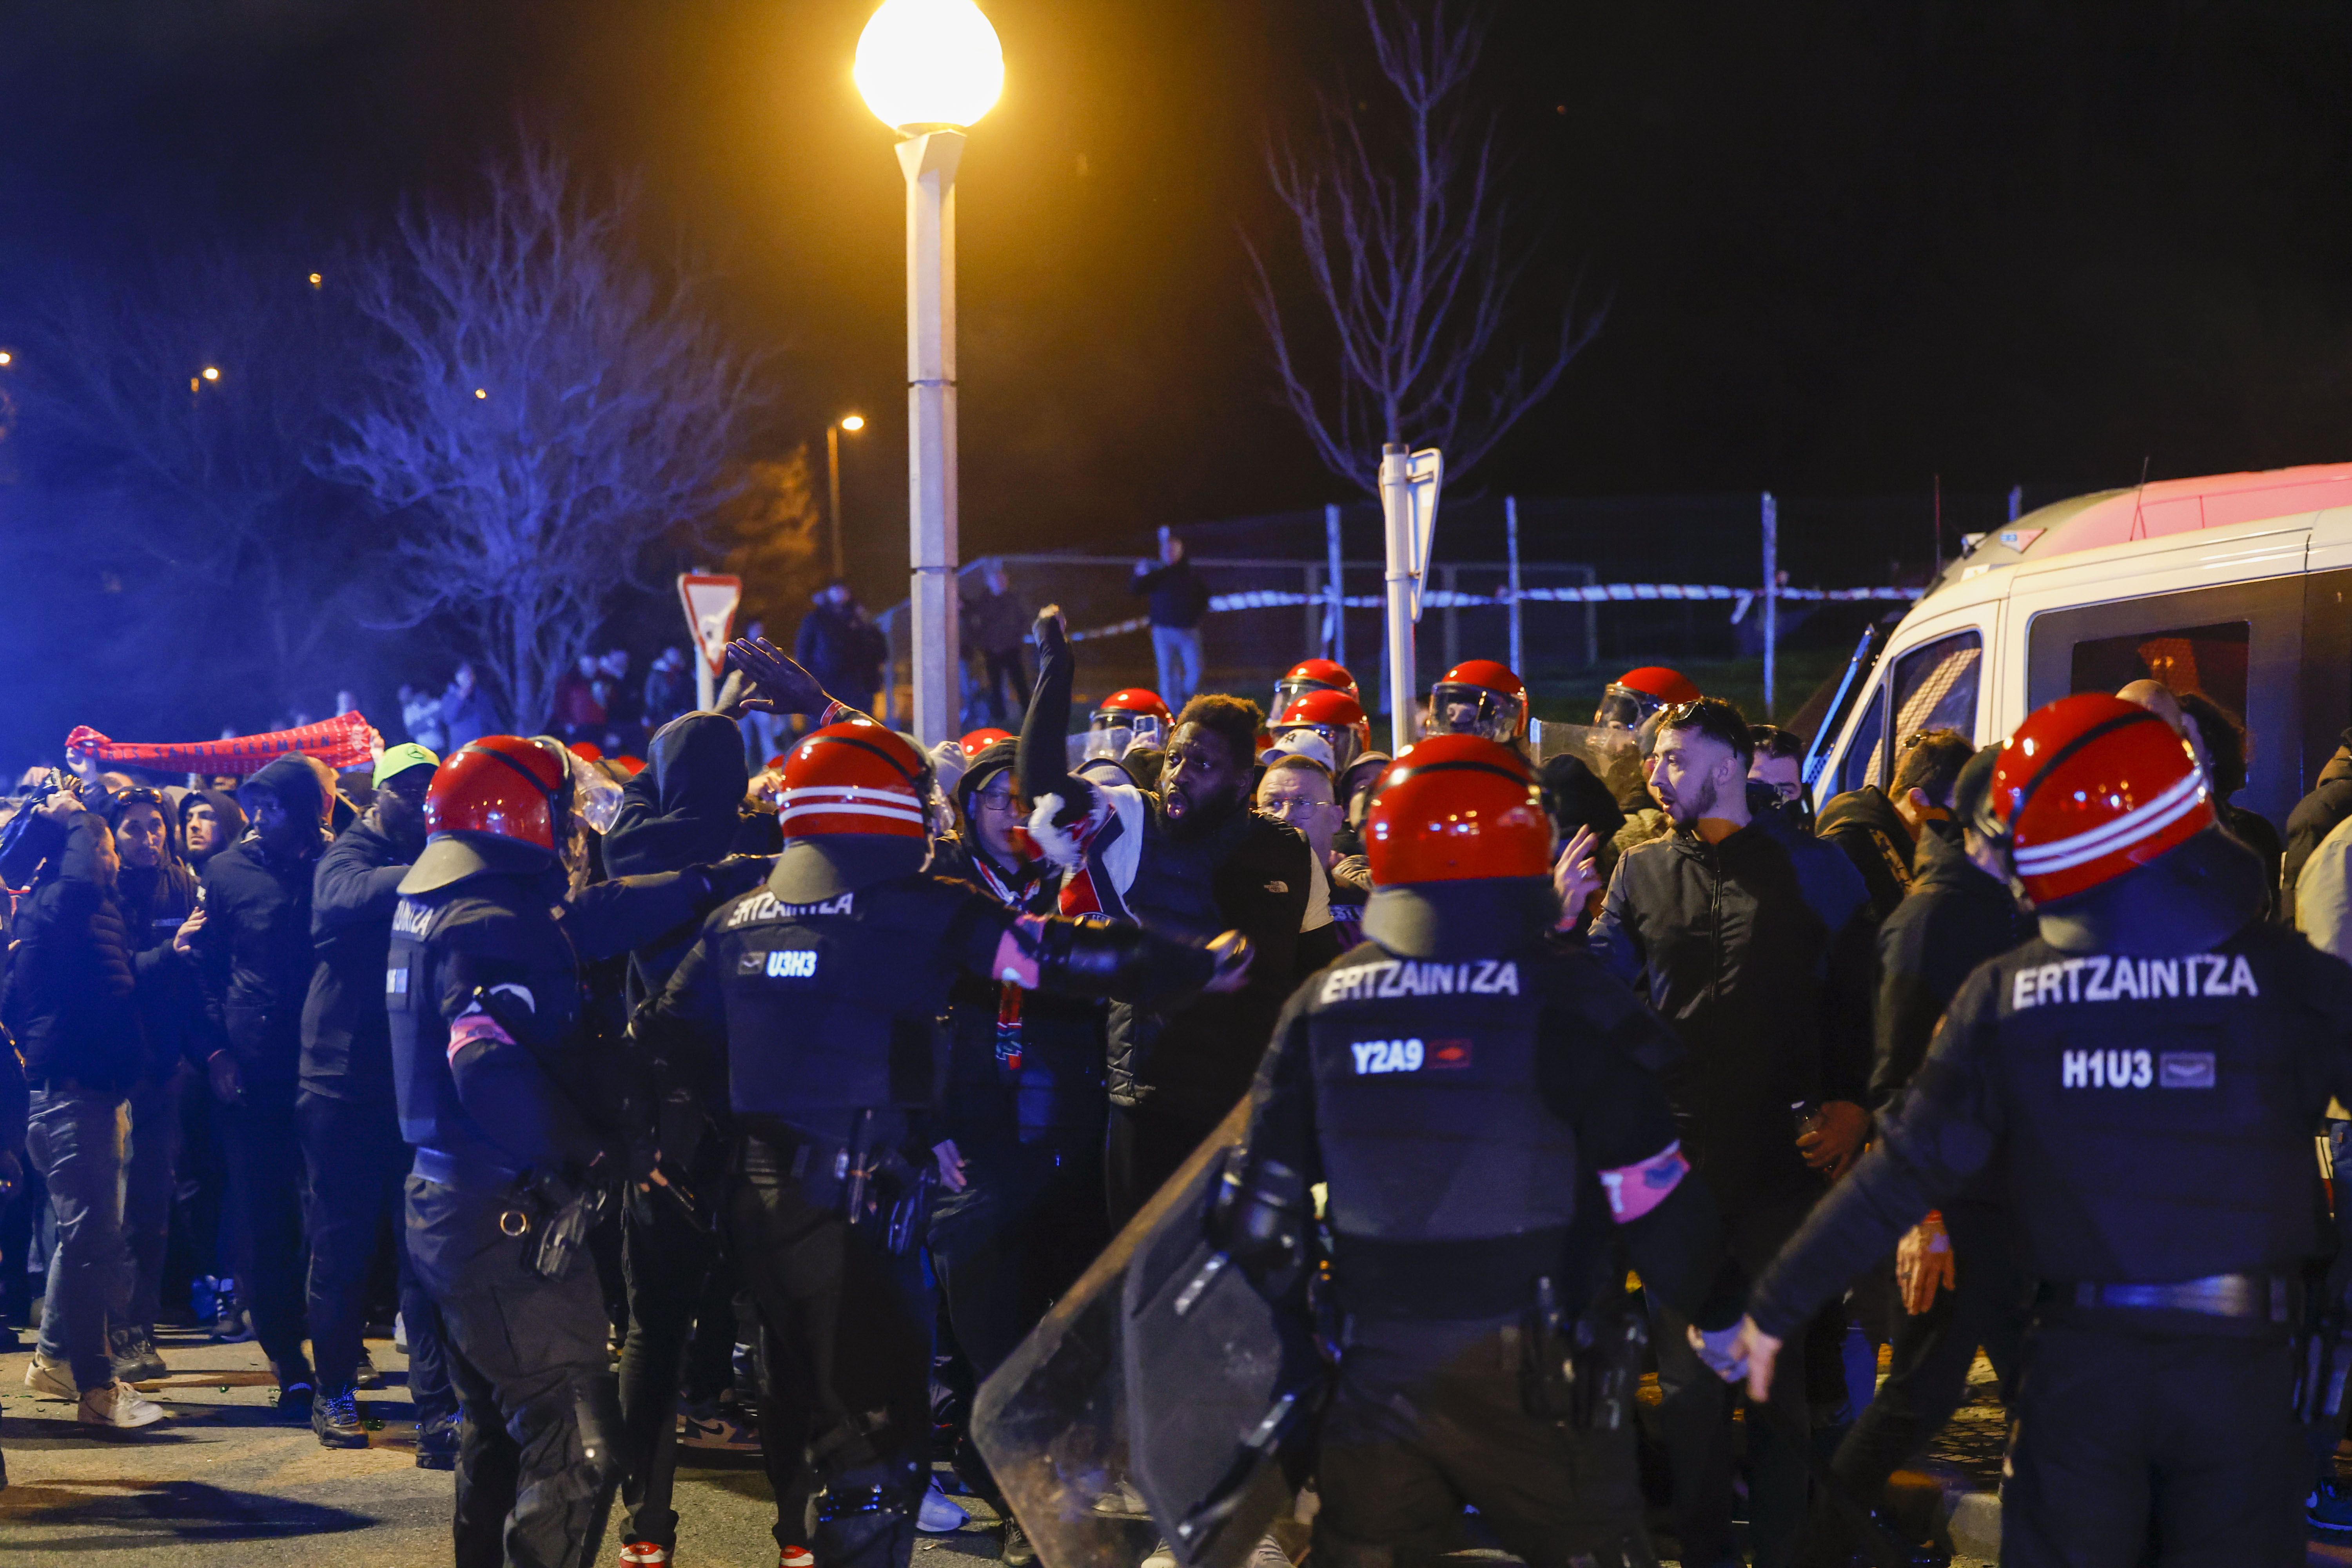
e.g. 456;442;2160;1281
0;591;2334;1568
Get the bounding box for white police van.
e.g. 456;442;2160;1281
1803;461;2352;833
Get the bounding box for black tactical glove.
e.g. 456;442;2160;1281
1213;1152;1311;1298
692;854;774;907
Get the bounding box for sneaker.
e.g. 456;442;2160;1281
2311;1476;2352;1532
779;1549;815;1568
1246;1534;1291;1568
25;1348;78;1401
1093;1479;1152;1519
1140;1540;1177;1568
111;1326;167;1384
77;1381;165;1429
680;1402;762;1452
354;1348;384;1390
312;1386;368;1448
1000;1518;1037;1567
415;1414;460;1471
918;1478;969;1533
617;1546;670;1567
212;1280;254;1344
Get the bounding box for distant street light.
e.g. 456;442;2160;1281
826;414;867;581
854;0;1004;745
308;272;323;288
0;351;12;367
201;367;220;382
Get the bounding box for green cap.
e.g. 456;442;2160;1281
373;742;441;788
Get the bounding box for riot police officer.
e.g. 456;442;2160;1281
389;734;767;1568
1223;734;1741;1568
1711;692;2352;1568
634;715;1249;1568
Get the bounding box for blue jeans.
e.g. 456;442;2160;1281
1151;624;1202;712
28;1088;132;1390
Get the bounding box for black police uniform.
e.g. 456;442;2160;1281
391;859;743;1568
637;838;1220;1568
1230;908;1739;1568
1745;899;2352;1567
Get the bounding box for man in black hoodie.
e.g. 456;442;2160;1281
1815;728;1976;924
4;790;166;1428
297;743;459;1456
102;786;200;1385
1816;744;2034;1552
187;752;335;1413
601;709;763;1565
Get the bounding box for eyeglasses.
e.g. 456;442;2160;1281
973;788;1020;815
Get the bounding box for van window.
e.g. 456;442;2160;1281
1841;630;1983;791
2025;575;2304;828
1836;680;1886;797
2065;621;2249;720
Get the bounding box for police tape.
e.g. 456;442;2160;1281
1065;584;1923;642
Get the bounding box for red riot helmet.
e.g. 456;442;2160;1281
1270;688;1370;775
1272;658;1361;718
1363;734;1553;886
1086;688;1174;760
775;719;935;842
402;735;579;892
958;728;1014;760
1426;659;1529;742
1975;693;2214;907
1594;666;1702;732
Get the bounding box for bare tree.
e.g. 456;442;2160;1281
1247;0;1603;492
327;142;760;733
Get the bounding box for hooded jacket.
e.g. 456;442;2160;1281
178;787;247;875
2285;729;2352;906
104;802;201;1080
1869;820;2033;1107
189;755;333;1104
1815;784;1915;924
2;810;144;1090
1588;811;1875;1215
603;711;754;1006
299;810;417;1105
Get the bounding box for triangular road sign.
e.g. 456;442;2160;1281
678;573;744;674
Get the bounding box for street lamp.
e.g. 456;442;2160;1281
826;414;867;581
855;0;1004;746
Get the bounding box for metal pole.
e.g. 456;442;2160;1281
1442;564;1460;671
898;131;964;747
1325;503;1346;670
1379;444;1416;754
1303;564;1321;663
1505;495;1524;676
827;423;846;581
1762;491;1779;720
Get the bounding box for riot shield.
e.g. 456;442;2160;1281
972;1100;1324;1568
1527;720;1646;808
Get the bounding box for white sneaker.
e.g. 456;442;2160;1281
1140;1539;1178;1568
918;1478;969;1533
78;1381;165;1429
25;1348;78;1401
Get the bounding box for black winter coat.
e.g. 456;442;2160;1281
114;855;200;1078
1869;822;2032;1108
1816;785;1915;924
300;813;414;1105
2;811;144;1090
192;784;332;1107
1588;812;1876;1214
1128;559;1210;630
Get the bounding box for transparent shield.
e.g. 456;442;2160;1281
971;1101;1322;1568
1528;720;1648;811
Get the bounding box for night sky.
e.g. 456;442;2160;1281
2;1;2350;748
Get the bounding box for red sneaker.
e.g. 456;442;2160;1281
618;1544;669;1566
779;1548;815;1568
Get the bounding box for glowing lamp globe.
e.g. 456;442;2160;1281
854;0;1004;132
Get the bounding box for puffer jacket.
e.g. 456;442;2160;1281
2;810;143;1090
1588;812;1875;1214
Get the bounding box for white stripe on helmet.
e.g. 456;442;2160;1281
2012;768;2206;875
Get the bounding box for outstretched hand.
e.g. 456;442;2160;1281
1032;605;1070;666
725;637;831;717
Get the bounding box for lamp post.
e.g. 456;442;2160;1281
826;413;866;581
854;0;1004;746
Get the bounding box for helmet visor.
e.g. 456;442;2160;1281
1084;711;1164;760
1426;683;1522;741
1272;677;1332;714
1593;686;1661;731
